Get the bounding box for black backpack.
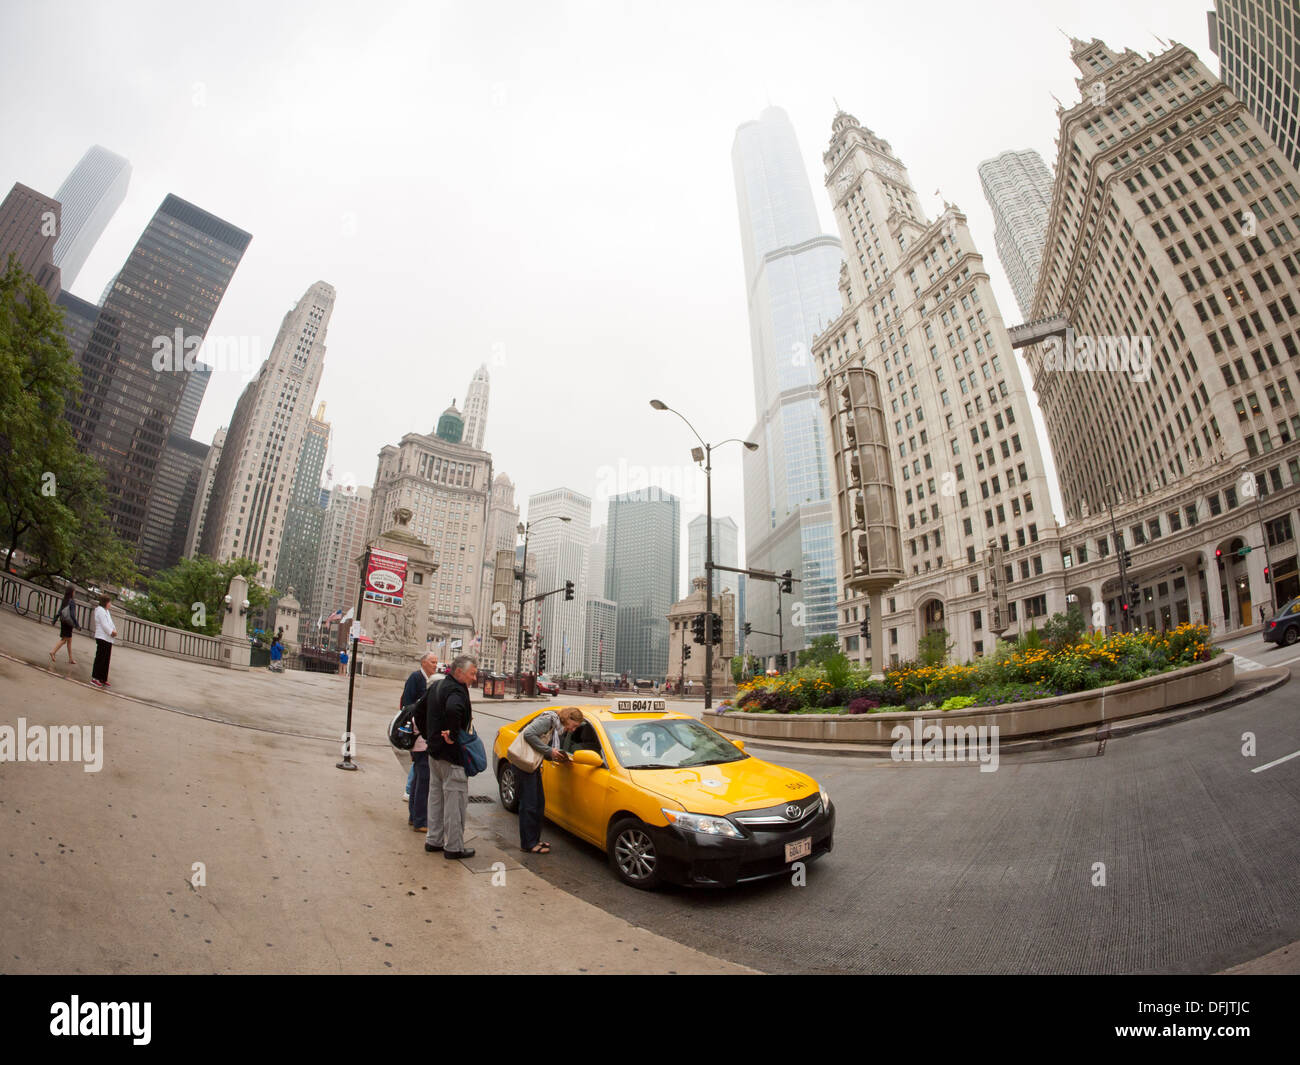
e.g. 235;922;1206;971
388;701;420;750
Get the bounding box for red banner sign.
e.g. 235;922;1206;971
364;549;408;607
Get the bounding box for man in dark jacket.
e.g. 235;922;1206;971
420;654;478;859
402;653;438;830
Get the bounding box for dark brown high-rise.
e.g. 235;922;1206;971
0;182;62;297
67;194;251;563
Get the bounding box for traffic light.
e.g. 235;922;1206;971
1129;582;1141;608
1121;550;1132;569
743;621;752;637
1264;565;1271;584
564;579;574;601
523;630;533;650
780;570;793;594
1215;547;1224;571
710;612;722;645
683;645;692;660
538;649;547;671
860;618;869;639
691;613;705;644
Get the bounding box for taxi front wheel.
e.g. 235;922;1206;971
497;761;520;813
607;818;663;890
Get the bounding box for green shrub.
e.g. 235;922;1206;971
940;695;976;711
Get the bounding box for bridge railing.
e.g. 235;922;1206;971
1;571;224;663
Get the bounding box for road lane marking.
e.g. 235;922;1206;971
1252;749;1300;774
1234;656;1262;671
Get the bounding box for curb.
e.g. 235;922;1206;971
722;666;1292;759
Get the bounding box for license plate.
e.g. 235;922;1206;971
785;837;812;863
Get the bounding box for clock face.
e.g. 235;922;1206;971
877;161;901;182
836;167;856;193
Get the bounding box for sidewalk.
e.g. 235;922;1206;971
0;607;752;974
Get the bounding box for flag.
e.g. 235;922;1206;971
342;607;354;622
326;608;343;624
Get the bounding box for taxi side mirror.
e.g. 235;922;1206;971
570;749;603;767
731;739;746;751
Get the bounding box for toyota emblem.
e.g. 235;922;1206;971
785;804;802;821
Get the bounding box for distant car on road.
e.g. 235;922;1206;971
1262;596;1300;647
536;675;559;695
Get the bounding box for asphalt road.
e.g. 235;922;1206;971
469;639;1300;974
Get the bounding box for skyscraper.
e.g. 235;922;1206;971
68;194;251;561
366;403;493;653
588;524;607;601
462;364;491;451
274;402;331;620
1016;37;1300;630
686;514;739;600
1209;1;1299;173
606;487;679;681
526;487;591;674
311;483;372;631
476;472;525;673
51;145;131;290
183;426;225;559
978;149;1055;320
199;281;334;585
814;109;1061;663
0;183;61;297
732;106;843;663
139;434;210;573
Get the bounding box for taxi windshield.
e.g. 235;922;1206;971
604;718;747;770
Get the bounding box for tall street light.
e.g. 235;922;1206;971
514;513;570;697
651;399;758;710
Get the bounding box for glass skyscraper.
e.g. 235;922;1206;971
68;194;251;560
606;487;679;681
732;106;843;662
51;145;131;290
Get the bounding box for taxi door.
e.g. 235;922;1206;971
546;723;615;847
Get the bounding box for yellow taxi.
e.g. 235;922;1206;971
491;697;834;890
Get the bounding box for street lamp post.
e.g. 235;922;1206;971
513;514;570;697
651;399;758;710
1104;483;1131;633
1241;467;1277;618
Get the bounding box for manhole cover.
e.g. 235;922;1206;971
468;795;494;804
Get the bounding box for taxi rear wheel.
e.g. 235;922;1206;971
607;818;663;890
497;761;520;813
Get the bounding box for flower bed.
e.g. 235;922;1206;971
731;624;1216;714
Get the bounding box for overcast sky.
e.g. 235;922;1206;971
1;0;1216;581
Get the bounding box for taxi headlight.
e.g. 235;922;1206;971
819;786;831;811
661;808;745;838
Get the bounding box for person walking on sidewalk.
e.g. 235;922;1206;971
516;706;585;854
403;653;438;831
49;585;78;666
90;594;117;688
419;654;478;860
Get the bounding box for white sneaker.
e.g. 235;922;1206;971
404;790;410;801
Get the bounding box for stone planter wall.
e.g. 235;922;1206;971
703;654;1235;745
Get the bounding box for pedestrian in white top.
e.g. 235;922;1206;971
90;594;117;688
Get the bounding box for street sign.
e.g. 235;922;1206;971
363;549;408;606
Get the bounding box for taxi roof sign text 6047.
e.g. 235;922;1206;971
612;698;667;714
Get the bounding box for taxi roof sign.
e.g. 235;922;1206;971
612;698;667;714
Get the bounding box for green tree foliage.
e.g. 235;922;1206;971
1042;607;1088;652
917;627;953;667
796;633;841;667
133;555;273;635
0;257;136;586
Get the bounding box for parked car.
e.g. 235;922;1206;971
1262;596;1300;647
535;675;559;695
492;699;834;890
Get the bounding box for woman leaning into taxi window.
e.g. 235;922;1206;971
518;706;585;854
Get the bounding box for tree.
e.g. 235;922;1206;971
0;256;136;586
917;627;953;667
797;633;841;668
133;555;274;635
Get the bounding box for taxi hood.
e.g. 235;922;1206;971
628;756;818;817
